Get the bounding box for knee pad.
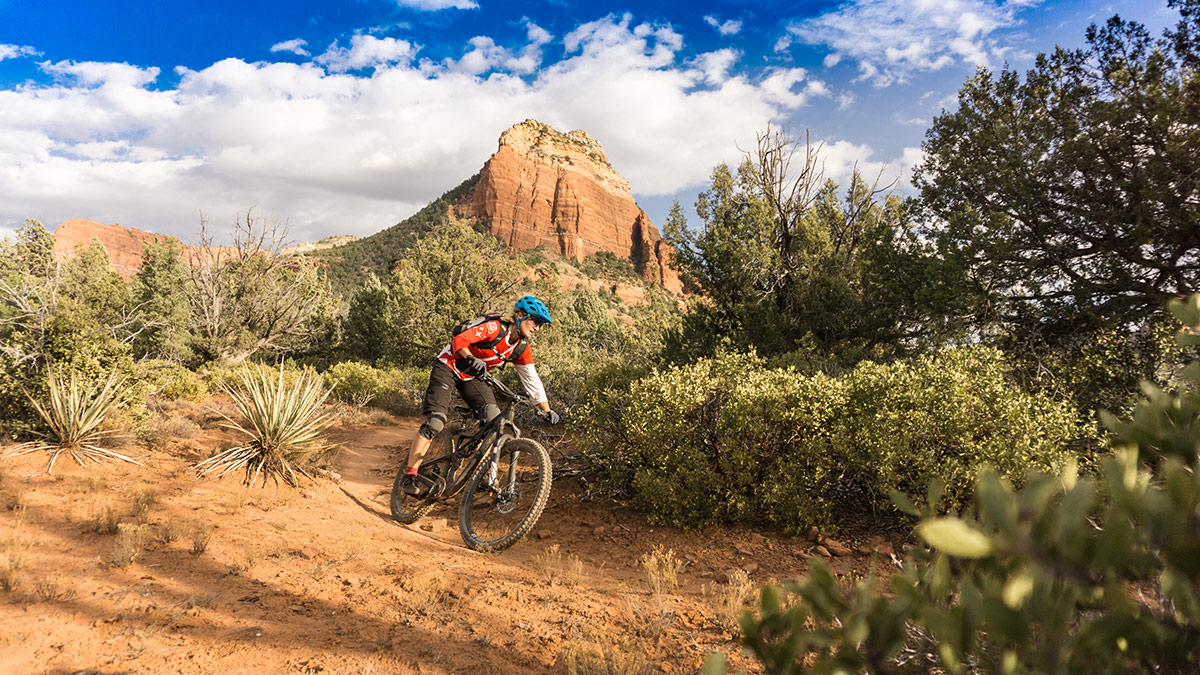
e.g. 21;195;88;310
418;412;447;440
481;404;501;422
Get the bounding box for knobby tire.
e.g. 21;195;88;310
458;438;551;553
390;467;438;524
389;423;468;524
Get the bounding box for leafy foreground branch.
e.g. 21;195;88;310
194;365;335;487
712;295;1200;674
3;368;139;473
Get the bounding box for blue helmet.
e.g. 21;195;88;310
514;295;552;325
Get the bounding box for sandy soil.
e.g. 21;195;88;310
0;404;900;674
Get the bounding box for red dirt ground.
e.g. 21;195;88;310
0;406;900;674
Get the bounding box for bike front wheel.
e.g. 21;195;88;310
458;438;552;553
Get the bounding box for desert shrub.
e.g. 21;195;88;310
579;250;640;281
136;360;207;401
375;365;428;413
577;348;1088;531
838;347;1087;513
727;294;1200;673
324;361;384;406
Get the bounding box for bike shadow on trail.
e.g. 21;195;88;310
7;505;555;674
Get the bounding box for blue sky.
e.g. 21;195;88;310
0;0;1176;244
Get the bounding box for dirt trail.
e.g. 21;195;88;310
0;411;894;674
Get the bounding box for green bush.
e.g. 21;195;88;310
840;347;1087;513
324;361;385;406
577;348;1089;532
726;294;1200;673
136;360;207;401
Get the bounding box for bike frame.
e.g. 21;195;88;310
418;373;530;500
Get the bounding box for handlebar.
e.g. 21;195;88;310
476;371;532;407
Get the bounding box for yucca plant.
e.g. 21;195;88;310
3;368;139;473
194;364;335;486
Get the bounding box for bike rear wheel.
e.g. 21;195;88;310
458;438;552;553
390;423;470;524
390;466;438;524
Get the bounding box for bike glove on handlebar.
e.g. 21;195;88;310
459;355;488;377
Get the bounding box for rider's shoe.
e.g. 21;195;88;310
401;473;423;496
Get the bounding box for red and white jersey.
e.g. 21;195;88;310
436;319;547;403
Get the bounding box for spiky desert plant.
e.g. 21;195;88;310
4;368;139;473
193;364;335;486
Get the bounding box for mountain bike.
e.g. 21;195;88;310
389;373;552;553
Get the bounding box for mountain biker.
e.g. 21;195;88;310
401;295;561;495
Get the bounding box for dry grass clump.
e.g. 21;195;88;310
189;518;212;555
33;578;78;603
140;416;200;451
193;365;335;487
1;485;26;512
4;368;141;473
161;516;189;543
107;522;151;567
1;524;33;592
534;544;584;586
226;548;260;575
642;545;681;605
557;638;649;675
133;489;158;519
703;569;756;631
83;503;121;535
69;474;107;494
396;571;457;618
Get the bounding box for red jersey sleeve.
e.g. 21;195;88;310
450;319;504;354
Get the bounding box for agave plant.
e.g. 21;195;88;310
4;368;140;473
194;364;335;486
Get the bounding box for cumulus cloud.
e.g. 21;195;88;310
787;0;1039;86
396;0;478;10
0;15;832;242
704;15;743;36
317;35;417;72
818;140;924;193
270;39;310;56
444;20;552;75
1;44;40;61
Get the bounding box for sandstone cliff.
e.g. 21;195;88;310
463;120;682;293
51;218;181;281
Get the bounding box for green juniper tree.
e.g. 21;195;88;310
664;130;951;369
914;0;1200;413
130;237;195;363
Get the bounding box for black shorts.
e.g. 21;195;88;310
421;360;497;421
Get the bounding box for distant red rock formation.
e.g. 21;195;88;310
462;120;683;293
51;218;181;281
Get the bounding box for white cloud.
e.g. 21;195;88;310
270;39;311;56
818;140;924;193
395;0;478;10
787;0;1039;86
704;15;743;36
0;15;828;242
691;48;739;85
316;35;417;72
444;20;552;75
1;44;40;61
760;67;828;108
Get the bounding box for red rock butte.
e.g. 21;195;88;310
463;120;682;293
51;218;184;281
